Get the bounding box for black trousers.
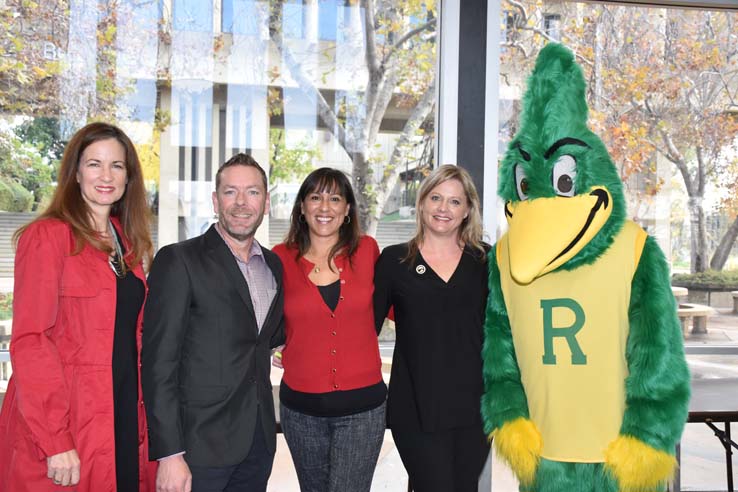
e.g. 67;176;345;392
188;413;275;492
392;420;489;492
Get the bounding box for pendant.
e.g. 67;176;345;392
314;265;320;274
109;253;125;278
108;219;125;278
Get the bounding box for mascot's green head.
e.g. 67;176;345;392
499;43;626;284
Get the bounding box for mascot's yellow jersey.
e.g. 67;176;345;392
497;220;647;462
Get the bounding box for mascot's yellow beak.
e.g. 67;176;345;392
504;187;612;285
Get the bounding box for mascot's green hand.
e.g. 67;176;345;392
492;417;542;486
604;435;676;490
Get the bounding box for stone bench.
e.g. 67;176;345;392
733;291;738;315
672;286;688;304
678;303;714;336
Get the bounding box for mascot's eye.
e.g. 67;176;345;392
552;155;577;197
514;165;529;200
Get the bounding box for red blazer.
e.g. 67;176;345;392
0;218;157;492
273;235;383;393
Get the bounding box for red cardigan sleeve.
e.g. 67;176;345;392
9;220;76;458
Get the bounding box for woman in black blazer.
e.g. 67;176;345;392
373;165;490;492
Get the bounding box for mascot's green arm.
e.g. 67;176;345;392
481;244;530;435
622;236;690;452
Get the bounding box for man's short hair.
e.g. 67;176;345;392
215;153;268;191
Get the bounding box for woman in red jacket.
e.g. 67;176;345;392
0;122;157;491
272;168;386;492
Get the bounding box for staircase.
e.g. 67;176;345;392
0;213;35;277
0;212;159;278
0;214;411;278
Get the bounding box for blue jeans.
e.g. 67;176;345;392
280;402;386;492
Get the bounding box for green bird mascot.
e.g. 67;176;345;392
481;43;690;492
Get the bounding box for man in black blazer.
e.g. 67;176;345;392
142;154;284;492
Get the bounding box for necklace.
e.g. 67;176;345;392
309;252;328;274
108;220;125;278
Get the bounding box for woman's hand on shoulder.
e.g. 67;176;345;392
47;449;81;487
271;344;285;369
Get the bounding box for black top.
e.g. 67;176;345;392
112;264;145;492
373;243;489;432
280;279;387;417
317;279;340;311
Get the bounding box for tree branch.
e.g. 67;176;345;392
363;0;380;76
657;129;695;195
380;18;437;68
716;68;738;107
363;0;382;129
372;77;436;227
501;42;529;58
504;0;591;67
507;0;529;23
367;69;399;147
269;3;351;152
696;145;706;196
709;213;738;270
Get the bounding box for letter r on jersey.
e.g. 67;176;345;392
541;298;587;365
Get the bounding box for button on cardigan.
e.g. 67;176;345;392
272;235;384;394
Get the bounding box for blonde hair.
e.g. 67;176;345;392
404;164;486;263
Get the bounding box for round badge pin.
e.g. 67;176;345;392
416;264;426;275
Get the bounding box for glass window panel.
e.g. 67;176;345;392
1;0;437;382
337;3;364;44
118;79;158;122
283;87;317;134
499;1;738;287
171;82;214;149
319;0;339;41
59;0;99;136
226;85;269;151
173;0;212;32
499;2;738;487
283;0;305;39
222;0;260;35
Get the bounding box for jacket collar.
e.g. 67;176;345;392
203;224;283;328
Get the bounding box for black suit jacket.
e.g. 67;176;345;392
142;225;284;467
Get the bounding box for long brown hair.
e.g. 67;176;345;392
14;122;153;270
285;167;361;267
404;164;486;264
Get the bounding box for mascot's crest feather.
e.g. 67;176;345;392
519;43;590;144
499;43;626;275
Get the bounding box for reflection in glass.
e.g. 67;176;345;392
0;0;439;347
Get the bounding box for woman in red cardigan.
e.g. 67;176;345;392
272;168;386;492
0;122;157;492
